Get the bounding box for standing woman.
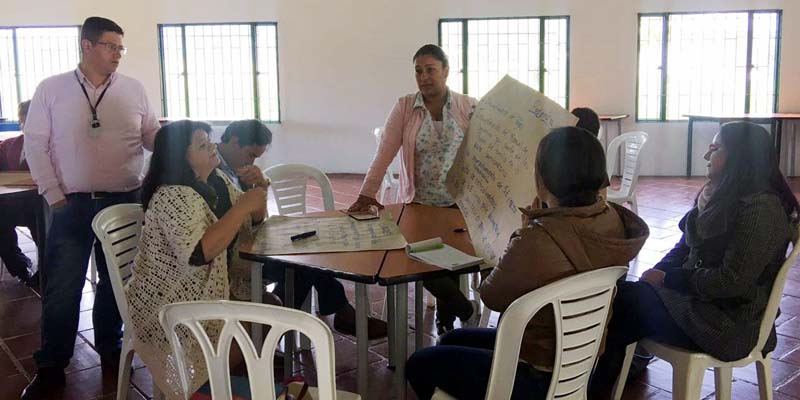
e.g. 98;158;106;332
349;44;479;333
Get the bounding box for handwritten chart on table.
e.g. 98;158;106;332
0;172;36;187
251;213;407;255
446;75;577;267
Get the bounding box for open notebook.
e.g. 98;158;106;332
405;237;483;271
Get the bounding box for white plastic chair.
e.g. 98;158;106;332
433;266;628;400
373;127;400;204
605;131;648;214
159;300;360;400
612;228;800;400
92;203;163;400
263;163;335;215
262;163;335;349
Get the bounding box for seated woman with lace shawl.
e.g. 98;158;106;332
126;120;268;398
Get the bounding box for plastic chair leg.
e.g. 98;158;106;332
756;357;774;400
630;196;638;214
115;338;135;400
714;367;732;400
672;361;705;400
299;292;313;350
611;342;637;400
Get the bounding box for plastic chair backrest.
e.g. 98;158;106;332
263;163;335;215
486;266;628;400
159;300;339;400
91;203;145;326
606;132;648;197
755;225;800;351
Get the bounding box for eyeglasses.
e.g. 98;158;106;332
95;41;127;55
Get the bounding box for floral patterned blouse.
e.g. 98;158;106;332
412;91;465;207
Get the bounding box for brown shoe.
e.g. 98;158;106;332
262;290;283;307
333;304;388;339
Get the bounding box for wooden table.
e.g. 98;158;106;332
240;204;479;399
0;172;47;285
684;113;800;176
599;114;629;150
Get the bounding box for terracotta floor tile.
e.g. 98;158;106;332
0;348;21;378
775;335;800;361
778;317;800;340
637;359;716;398
0;374;29;400
0;296;41;338
728;379;799;400
0;279;37;304
4;332;83;360
732;358;800;388
777;371;800;399
61;365;118;399
781;295;800;317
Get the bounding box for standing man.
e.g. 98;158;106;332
21;16;160;399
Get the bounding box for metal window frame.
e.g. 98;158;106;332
635;9;782;122
157;21;281;123
0;24;80;120
437;15;571;108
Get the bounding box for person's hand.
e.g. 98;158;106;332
236;187;267;217
640;269;666;287
520;197;543;228
236;165;270;189
51;199;67;210
348;195;384;213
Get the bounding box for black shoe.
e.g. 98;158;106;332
20;367;66;400
333;305;389;339
24;271;39;288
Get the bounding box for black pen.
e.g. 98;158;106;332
290;230;317;241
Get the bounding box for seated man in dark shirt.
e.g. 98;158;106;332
0;100;37;286
217;120;388;339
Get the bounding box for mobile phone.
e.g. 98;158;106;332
348;212;379;221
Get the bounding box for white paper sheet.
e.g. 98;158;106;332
446;75;578;267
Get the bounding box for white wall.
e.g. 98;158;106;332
1;0;798;175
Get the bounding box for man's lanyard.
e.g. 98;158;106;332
74;71;112;128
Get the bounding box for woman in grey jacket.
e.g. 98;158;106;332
593;121;799;394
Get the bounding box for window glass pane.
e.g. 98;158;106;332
0;27;78;120
0;29;17;120
750;12;779;114
440;21;463;94
544;18;568;108
160;26;187;118
184;24;254;120
15;27;80;104
637;16;664;120
256;24;280;122
665;13;749;120
467;18;541;98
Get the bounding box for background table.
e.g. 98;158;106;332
684;113;800;176
240;203;480;399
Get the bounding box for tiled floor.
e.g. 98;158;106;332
2;175;800;399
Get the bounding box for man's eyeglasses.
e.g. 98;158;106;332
95;41;127;55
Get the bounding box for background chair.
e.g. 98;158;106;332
373;127;400;204
92;203;164;400
433;266;628;400
606;131;648;214
262;163;336;350
159;300;360;400
612;227;800;400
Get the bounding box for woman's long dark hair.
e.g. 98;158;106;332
536;126;607;207
141;120;218;210
705;121;798;221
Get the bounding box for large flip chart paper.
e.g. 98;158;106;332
446;75;577;267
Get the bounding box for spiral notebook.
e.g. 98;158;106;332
405;237;483;271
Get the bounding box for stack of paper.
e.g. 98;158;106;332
405;238;483;271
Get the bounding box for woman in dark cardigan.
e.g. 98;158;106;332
593;121;799;393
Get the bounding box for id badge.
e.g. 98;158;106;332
89;119;102;138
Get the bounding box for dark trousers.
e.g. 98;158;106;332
262;262;348;316
34;191;140;369
424;275;473;325
407;328;551;400
592;281;699;389
0;199;38;279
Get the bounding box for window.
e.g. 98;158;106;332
0;26;80;120
159;23;280;122
637;11;781;121
439;16;570;108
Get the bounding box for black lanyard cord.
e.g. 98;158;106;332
74;71;112;121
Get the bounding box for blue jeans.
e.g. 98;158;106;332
406;328;551;400
34;191;140;369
